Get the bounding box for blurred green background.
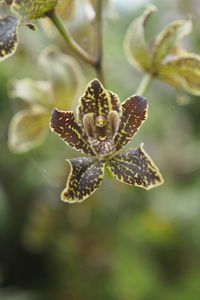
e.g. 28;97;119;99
1;0;200;299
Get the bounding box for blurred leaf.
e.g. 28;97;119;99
9;78;53;107
111;247;162;299
151;20;192;68
158;54;200;95
0;15;19;62
11;0;59;20
8;108;49;153
124;5;157;72
39;46;84;109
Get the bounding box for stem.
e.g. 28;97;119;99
47;10;96;66
136;74;152;96
95;0;105;85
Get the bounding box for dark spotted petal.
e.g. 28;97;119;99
50;108;93;155
0;15;19;62
107;144;164;190
114;95;147;152
78;79;121;124
11;0;59;20
61;157;105;203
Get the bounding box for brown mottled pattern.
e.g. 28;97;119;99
12;0;59;20
0;16;18;60
78;79;121;123
62;157;105;202
114;95;148;151
0;0;13;5
89;138;116;157
50;108;93;155
107;145;163;189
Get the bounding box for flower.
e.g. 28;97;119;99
124;5;200;96
50;79;164;203
8;46;83;152
0;0;60;62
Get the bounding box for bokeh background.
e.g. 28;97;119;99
1;0;200;299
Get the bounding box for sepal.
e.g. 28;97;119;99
107;144;164;190
62;157;105;203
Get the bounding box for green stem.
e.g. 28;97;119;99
47;10;96;67
136;74;152;96
95;0;105;85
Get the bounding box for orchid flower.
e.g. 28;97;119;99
125;5;200;95
50;79;164;203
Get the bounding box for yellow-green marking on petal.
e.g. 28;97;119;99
11;0;60;20
50;108;93;155
62;157;105;203
0;15;19;62
107;144;164;190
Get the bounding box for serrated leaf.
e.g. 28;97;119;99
124;5;157;72
11;0;59;20
151;20;192;69
39;46;83;109
158;54;200;95
8;78;53;107
107;144;164;190
114;95;148;152
0;15;19;62
61;157;105;203
50;108;94;155
8;108;49;153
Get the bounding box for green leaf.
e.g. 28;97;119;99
114;95;148;152
11;0;60;20
158;54;200;95
50;108;94;155
124;5;157;72
8;78;53;107
61;157;105;203
151;20;192;69
38;46;83;109
8;108;49;153
107;144;164;190
0;15;19;62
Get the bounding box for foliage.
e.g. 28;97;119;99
1;0;200;299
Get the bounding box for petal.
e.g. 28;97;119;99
56;0;75;20
124;5;156;72
107;144;164;190
61;157;105;203
8;78;53;107
114;95;148;152
50;108;93;155
11;0;59;20
77;79;121;124
158;54;200;95
151;20;192;68
8;108;49;153
38;46;83;110
0;15;19;62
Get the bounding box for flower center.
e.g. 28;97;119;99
95;116;106;127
